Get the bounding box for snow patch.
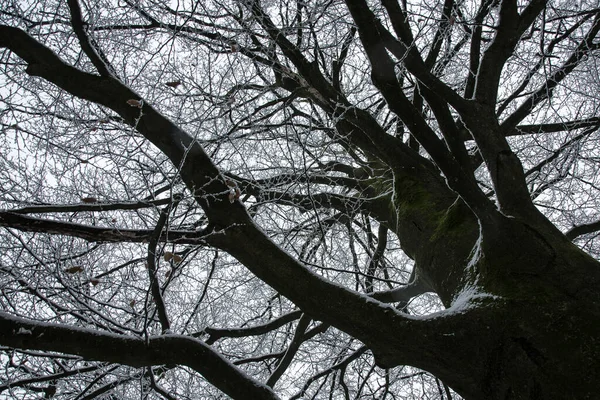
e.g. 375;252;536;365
16;327;32;335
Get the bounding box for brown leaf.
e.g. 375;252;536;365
65;266;84;274
126;99;143;108
129;300;136;307
172;254;183;263
165;81;182;88
163;252;174;261
90;278;100;286
81;197;97;203
165;269;172;278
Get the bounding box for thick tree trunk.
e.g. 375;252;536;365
370;163;600;399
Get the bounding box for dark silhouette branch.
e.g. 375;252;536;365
67;0;115;77
0;312;281;400
203;310;303;345
8;198;175;214
566;220;600;240
267;314;311;387
0;212;207;244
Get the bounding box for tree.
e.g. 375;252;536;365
0;0;599;398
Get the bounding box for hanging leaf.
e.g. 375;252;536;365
65;266;84;274
81;197;97;203
165;81;182;88
90;278;100;286
164;252;174;261
172;254;183;263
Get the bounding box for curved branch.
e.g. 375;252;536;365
474;0;546;106
0;312;280;400
203;310;303;345
67;0;115;77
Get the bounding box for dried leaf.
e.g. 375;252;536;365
164;252;174;261
172;254;183;263
165;81;182;88
165;269;172;278
90;278;100;286
65;266;84;274
80;159;89;164
126;99;143;108
99;118;110;124
230;43;240;52
129;300;136;307
228;191;236;203
81;197;97;203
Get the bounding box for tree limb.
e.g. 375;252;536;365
0;212;207;244
0;312;280;400
267;314;311;387
566;219;600;240
203;310;303;345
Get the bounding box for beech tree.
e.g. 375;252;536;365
1;0;600;398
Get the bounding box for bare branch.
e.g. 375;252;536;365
0;312;281;400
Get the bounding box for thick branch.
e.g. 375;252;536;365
0;212;207;244
474;0;546;105
0;312;280;400
566;219;600;240
371;279;429;304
